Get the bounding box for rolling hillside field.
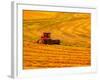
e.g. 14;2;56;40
23;10;91;69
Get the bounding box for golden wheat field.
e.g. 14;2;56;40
23;10;91;69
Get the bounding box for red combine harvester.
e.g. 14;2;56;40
37;32;60;45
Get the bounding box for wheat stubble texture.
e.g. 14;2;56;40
23;10;91;69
